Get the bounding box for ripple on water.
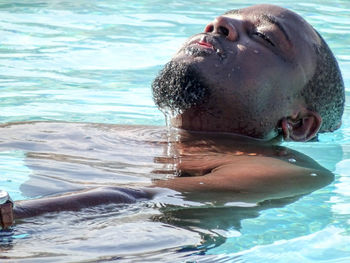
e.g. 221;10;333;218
6;203;202;261
0;0;350;262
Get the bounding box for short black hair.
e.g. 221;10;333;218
301;32;345;132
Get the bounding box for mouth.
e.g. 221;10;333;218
184;35;226;59
196;40;214;49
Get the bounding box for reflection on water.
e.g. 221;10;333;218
0;121;342;262
0;122;169;198
0;0;349;262
0;151;31;201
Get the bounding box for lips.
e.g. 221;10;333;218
189;36;217;50
196;40;214;49
185;35;226;59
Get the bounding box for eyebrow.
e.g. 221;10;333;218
260;14;290;42
224;9;240;15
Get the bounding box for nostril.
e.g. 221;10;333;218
219;26;229;37
204;24;214;33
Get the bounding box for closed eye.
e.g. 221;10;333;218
253;32;275;47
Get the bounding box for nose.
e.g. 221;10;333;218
204;16;238;41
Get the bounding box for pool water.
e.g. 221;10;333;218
0;0;350;262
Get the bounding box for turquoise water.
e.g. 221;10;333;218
0;0;350;262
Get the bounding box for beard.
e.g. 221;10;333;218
152;60;210;114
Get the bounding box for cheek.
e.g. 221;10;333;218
214;70;293;124
198;48;297;110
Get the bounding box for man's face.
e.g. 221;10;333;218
152;4;320;140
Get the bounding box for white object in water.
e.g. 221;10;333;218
0;190;12;205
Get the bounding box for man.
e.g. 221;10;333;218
0;4;345;229
152;4;344;141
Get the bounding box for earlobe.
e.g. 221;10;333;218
281;110;322;142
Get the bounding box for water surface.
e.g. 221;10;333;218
0;0;350;262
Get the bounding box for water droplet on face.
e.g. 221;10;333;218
199;182;204;185
288;158;296;163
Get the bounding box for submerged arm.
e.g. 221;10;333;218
155;155;334;203
11;187;151;221
1;155;333;228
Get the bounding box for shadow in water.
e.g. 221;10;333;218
152;195;303;252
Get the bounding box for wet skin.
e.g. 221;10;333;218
8;123;332;249
6;122;333;221
170;4;322;141
2;5;334;226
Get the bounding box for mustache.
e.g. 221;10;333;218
152;60;210;114
181;33;227;59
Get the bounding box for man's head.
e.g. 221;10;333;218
152;4;345;141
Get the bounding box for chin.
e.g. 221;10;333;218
152;60;210;114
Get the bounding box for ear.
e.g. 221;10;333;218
281;110;322;142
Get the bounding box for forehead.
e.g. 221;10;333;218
224;4;320;45
221;4;321;86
